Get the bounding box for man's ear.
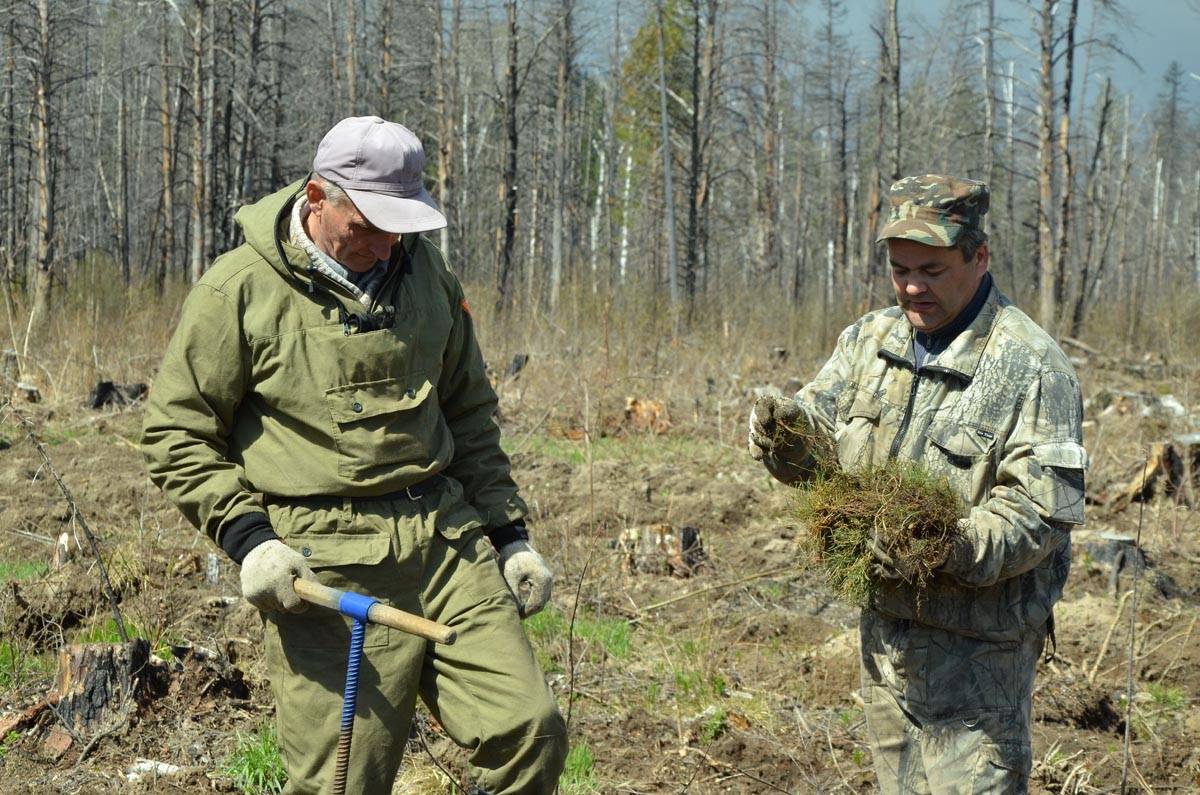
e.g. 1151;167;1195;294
975;241;990;274
304;180;325;213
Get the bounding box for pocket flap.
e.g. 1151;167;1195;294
1033;440;1088;471
325;377;434;423
928;421;994;459
844;390;882;421
285;533;392;567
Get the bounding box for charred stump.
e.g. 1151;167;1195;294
51;640;166;735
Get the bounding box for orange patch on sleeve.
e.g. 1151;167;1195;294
460;297;471;316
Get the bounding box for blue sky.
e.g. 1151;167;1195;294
832;0;1200;111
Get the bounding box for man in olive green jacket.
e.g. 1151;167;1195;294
750;175;1086;794
143;117;566;794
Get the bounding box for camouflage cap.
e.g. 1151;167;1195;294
876;174;989;246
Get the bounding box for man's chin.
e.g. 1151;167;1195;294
903;307;945;331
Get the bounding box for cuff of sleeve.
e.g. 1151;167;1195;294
221;512;280;564
939;520;978;578
486;521;529;549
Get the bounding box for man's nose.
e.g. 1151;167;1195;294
370;235;397;261
905;279;927;295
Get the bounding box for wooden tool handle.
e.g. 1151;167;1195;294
293;578;457;645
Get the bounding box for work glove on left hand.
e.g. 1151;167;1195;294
497;540;553;618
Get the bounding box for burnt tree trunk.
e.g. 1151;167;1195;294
51;640;164;734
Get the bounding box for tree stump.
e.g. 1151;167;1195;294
51;640;162;734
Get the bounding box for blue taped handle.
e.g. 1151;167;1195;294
338;590;378;623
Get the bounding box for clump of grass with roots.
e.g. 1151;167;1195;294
794;460;964;606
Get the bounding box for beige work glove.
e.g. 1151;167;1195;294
747;395;812;486
497;540;553;618
240;539;315;613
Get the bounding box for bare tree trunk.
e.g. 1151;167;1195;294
1003;59;1016;289
684;0;703;320
1192;167;1200;286
433;0;459;259
888;0;900;179
345;0;357;114
157;15;176;293
1036;0;1056;329
28;0;56;358
189;0;206;283
548;0;574;313
1070;77;1113;335
269;13;286;188
117;69;131;286
655;0;679;310
979;0;994;185
327;0;342;119
3;15;17;282
1053;0;1079;326
203;0;217;257
495;0;519;315
753;0;779;284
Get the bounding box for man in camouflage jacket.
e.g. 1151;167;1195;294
142;117;566;794
749;175;1086;793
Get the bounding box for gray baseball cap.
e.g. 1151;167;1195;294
312;116;446;234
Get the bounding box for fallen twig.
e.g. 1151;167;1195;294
634;564;799;617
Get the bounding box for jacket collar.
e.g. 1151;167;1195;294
878;280;1006;383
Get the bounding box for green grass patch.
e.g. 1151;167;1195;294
0;641;55;689
0;560;48;584
525;606;632;661
222;723;286;795
0;731;19;760
76;617;176;660
699;707;727;743
1146;683;1187;710
558;742;600;794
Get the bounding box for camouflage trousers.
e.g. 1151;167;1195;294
260;485;567;795
860;608;1044;795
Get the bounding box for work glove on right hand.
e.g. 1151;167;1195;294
240;539;315;613
497;540;553;618
747;395;812;486
869;529;953;584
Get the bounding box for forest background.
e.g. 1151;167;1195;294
3;0;1200;364
2;1;1200;792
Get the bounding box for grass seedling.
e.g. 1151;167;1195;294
559;743;600;794
794;462;962;605
222;722;286;795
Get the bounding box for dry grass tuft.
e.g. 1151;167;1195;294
795;462;963;606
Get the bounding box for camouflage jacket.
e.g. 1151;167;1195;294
794;283;1086;642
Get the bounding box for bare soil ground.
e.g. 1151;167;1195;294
1;340;1198;793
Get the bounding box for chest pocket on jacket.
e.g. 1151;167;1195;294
926;420;996;504
836;389;883;470
325;375;441;478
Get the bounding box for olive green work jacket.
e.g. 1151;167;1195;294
142;180;526;558
795;284;1087;642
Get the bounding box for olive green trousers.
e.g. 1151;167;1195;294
860;609;1042;795
260;482;567;795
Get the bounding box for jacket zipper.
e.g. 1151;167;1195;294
888;363;921;461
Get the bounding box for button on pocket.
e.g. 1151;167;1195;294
324;376;446;480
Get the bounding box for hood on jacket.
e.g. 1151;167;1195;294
233;178;309;283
